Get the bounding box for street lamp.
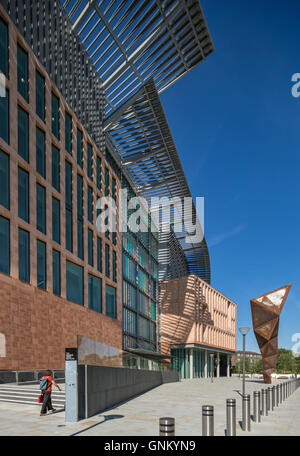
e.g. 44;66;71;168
210;353;214;383
239;327;250;397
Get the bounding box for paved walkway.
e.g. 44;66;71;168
0;378;299;436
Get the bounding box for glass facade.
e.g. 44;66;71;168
52;249;61;296
97;237;102;273
18;106;29;162
88;229;93;267
17;45;28;101
65;111;72;154
77;129;83;168
52;145;60;192
0;215;10;275
88;274;102;313
88;186;93;223
77;174;84;260
52;197;60;244
0;149;9;210
87;144;93;181
36;184;46;234
51;93;60;139
0;17;8;78
66;260;83;306
96;156;101;190
65;161;73;252
106;285;116;319
105;244;110;278
37;240;46;290
122;176;159;352
0;89;9;144
18;167;29;223
36;127;46;178
36;71;45;121
19;228;30;283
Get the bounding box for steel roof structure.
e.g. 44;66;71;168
104;79;211;282
61;0;212;283
61;0;214;115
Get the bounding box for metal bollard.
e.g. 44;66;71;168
271;386;276;409
226;399;236;436
267;387;273;411
253;391;261;423
261;389;268;416
202;405;214;436
159;417;175;436
276;384;279;407
242;394;251;432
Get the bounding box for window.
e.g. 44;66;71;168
17;45;28;101
97;237;102;273
18;106;29;162
52;250;61;296
106;285;116;319
77;174;83;260
51;93;60;139
105;244;110;278
37;240;46;290
77;129;83;168
105;167;110;196
36;127;46;178
36;184;46;234
18;167;29;223
88;229;93;267
36;71;45;121
66;260;83;306
0;215;10;275
113;251;117;282
88;186;93;223
0;89;9;144
88;274;102;313
65;112;72;154
52;145;60;192
65;161;73;252
19;228;30;283
52;197;60;244
112;177;116;201
96;156;101;190
0;149;9;210
0;18;9;78
87;144;93;181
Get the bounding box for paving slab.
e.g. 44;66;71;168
0;378;299;436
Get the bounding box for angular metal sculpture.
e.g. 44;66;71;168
250;284;292;384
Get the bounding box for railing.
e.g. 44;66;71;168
0;370;65;385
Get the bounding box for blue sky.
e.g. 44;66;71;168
160;0;300;352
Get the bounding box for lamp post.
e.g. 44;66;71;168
239;327;250;397
210;353;214;383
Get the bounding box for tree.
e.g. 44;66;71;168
275;348;293;373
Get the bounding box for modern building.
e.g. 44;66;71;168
231;351;262;367
0;0;236;375
160;276;236;378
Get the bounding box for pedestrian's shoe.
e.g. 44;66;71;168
40;413;46;416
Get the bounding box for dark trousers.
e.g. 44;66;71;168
41;391;54;414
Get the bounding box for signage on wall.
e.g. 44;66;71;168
65;348;78;362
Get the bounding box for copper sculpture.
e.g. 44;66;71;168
250;284;292;384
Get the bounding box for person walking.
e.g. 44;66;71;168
40;370;62;416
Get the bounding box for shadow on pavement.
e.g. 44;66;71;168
70;414;124;436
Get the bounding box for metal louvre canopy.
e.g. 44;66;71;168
61;0;214;115
104;79;211;283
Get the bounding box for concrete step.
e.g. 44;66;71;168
0;385;65;408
